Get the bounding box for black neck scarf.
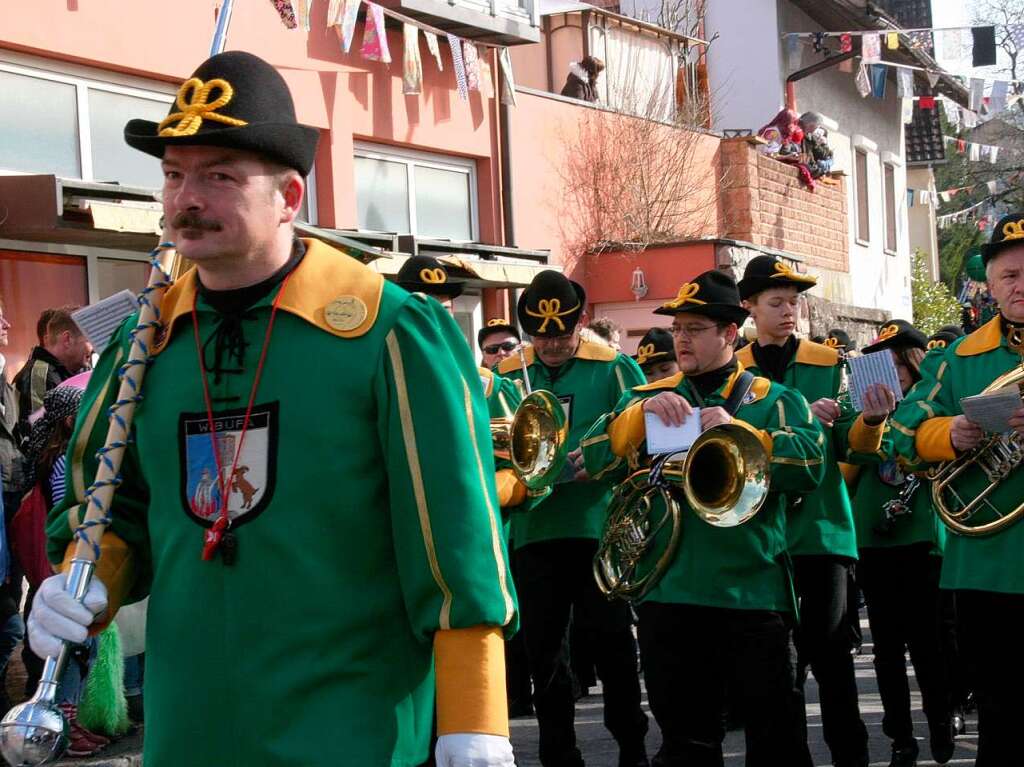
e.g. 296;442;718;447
751;335;798;383
688;357;738;403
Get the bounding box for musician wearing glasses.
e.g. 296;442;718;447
479;318;522;370
28;52;517;767
581;269;825;767
844;321;955;767
890;213;1024;766
498;270;650;767
736;255;891;767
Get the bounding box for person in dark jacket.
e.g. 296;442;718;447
560;56;604;102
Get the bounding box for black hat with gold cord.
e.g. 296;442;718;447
633;327;675;367
517;270;585;337
737;254;817;300
653;270;749;325
124;51;320;175
981;213;1024;265
861;319;928;355
395;255;466;299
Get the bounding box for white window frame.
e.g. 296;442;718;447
881;161;899;256
353;141;479;241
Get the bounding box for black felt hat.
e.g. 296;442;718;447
518;271;586;337
124;51;320;175
862;319;928;355
825;328;854;352
653;270;749;324
981;213;1024;265
737;255;817;300
477;318;521;349
396;255;465;299
926;324;965;351
633;328;675;367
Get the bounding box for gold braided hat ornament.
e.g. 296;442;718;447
1002;219;1024;242
877;324;900;342
420;268;447;284
158;77;248;137
661;283;706;311
926;339;946;350
770;260;818;285
636;343;658;365
525;298;579;333
487;318;510;327
824;337;840;349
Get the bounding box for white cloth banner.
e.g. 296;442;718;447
902;97;915;124
861;33;881;63
969;77;985;111
990;80;1009;114
897;67;914;98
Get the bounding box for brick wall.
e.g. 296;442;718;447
720;138;849;273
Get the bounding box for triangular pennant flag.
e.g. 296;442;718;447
295;0;311;31
926;70;940;90
338;0;361;53
855;62;871;98
897;67;914;98
972;25;997;67
902;97;914;124
424;31;443;71
969;77;985;112
269;0;298;28
463;40;481;92
499;47;517;106
448;34;469;100
402;24;423;95
886;32;899;50
861;32;881;63
361;3;391;63
870;64;887;99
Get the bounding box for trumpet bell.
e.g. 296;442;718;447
511;391;570;491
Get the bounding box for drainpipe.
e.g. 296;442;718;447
499;101;516;247
785;49;857;112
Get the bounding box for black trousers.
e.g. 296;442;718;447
956;590;1024;766
792;554;868;765
636;602;812;767
857;545;951;745
515;538;648;767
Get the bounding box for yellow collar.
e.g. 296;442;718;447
795;339;839;367
956;316;1003;356
478;366;495;398
496;339;617;374
632;363;770;403
735;343;754;368
152;238;384;354
634;371;684;391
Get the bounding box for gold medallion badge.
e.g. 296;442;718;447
325;296;368;332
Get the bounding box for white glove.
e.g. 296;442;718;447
435;734;516;767
27;573;108;659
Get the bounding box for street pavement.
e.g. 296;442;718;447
511;616;980;766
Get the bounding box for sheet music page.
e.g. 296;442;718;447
960;386;1023;434
848;351;904;412
71;290;139;355
645;409;701;455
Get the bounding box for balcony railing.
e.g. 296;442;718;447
377;0;540;45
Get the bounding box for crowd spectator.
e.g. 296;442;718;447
13;307;92;433
585;317;622;351
560;55;604;103
478;319;521;370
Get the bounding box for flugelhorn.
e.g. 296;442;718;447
594;423;770;601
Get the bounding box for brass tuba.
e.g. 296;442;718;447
594;423;771;601
930;365;1024;536
491;390;570;494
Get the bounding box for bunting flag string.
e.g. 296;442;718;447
943;135;1004;163
402;23;423;95
269;0;298;29
448;33;469;100
360;3;392;63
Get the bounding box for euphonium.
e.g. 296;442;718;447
930;365;1024;536
594;423;771;601
491;390;570;494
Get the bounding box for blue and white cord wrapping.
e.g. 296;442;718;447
73;243;175;560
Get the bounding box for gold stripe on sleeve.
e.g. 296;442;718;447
462;378;516;626
615;366;627;394
771;456;823;467
580;433;610;447
386;331;454;630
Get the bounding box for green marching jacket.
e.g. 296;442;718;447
46;240;517;767
497;342;645;548
580;365;826;611
737;340;865;559
890;316;1024;594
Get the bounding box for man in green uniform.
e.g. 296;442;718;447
479;318;521;371
736;255;887;767
581;269;824;767
498;270;649;767
28;51;517;767
889;213;1024;766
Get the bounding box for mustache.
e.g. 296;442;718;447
171;212;222;232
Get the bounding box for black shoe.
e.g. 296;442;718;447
888;739;919;767
952;707;968;736
618;745;649;767
930;721;955;764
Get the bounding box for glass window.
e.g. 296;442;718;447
89;89;168;188
355;156;411;233
883;164;897;252
0;70;80;178
0;251;88;377
414;165;472;240
855;149;870;243
97;257;151;300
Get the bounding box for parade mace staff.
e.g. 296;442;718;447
23;50;517;767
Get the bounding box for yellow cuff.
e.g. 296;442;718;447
495;469;527;508
730;418;773;460
849;415;885;454
435;626;509;737
609;402;648;457
915;417;956;463
61;532;135;635
839;462;861;490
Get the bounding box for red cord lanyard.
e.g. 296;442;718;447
191;270;294;561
